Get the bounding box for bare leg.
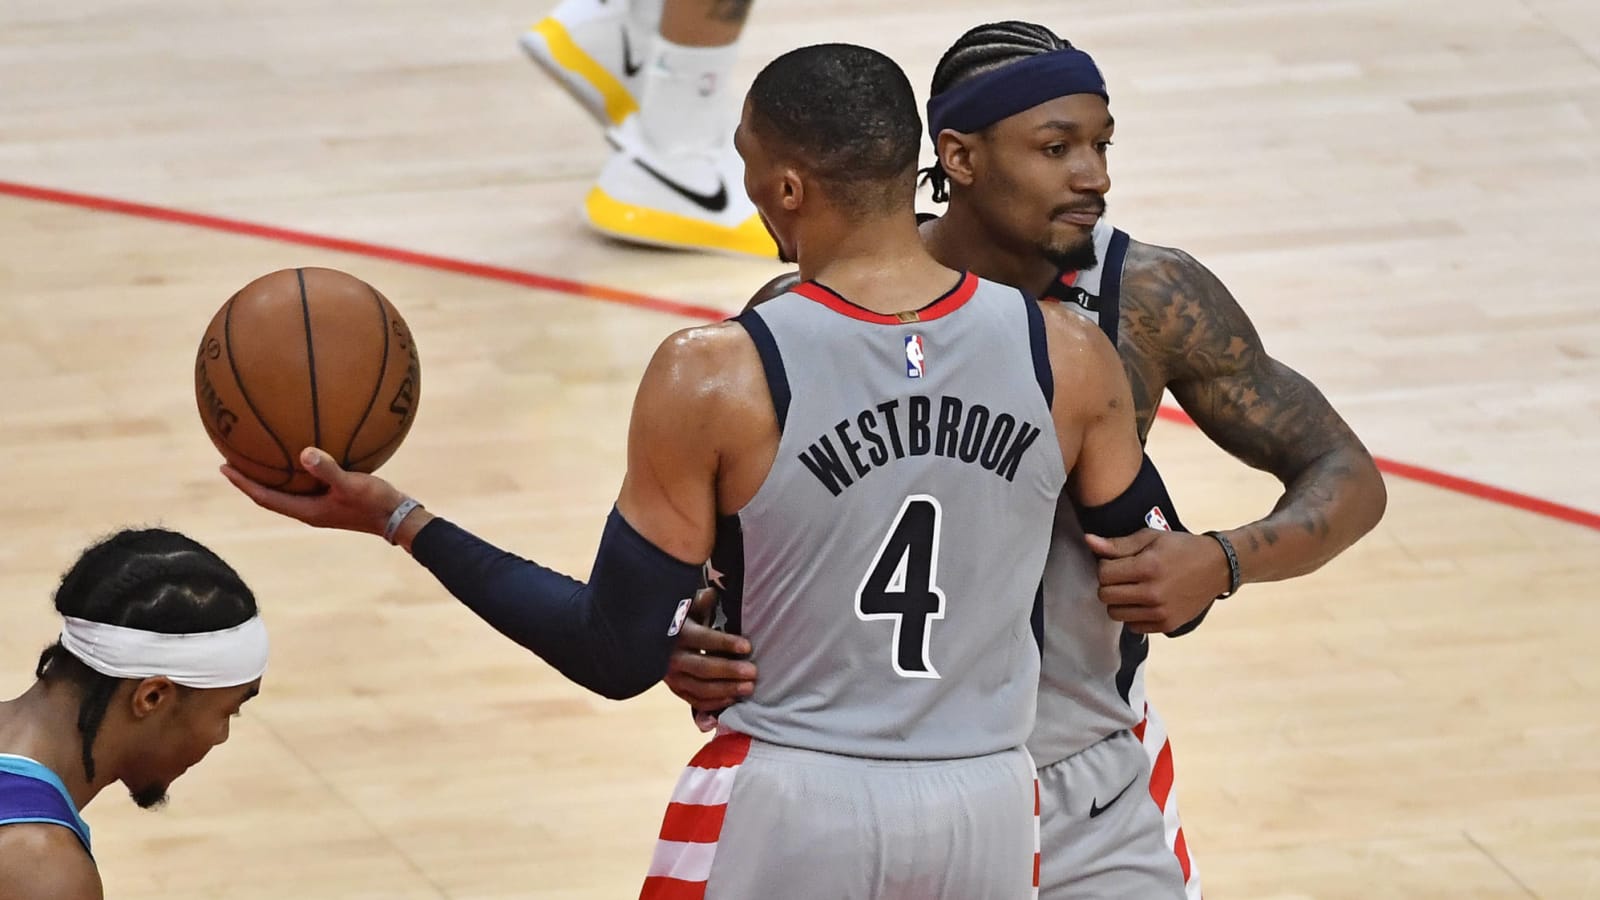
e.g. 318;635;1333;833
658;0;753;47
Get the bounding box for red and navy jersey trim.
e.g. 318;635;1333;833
792;271;979;324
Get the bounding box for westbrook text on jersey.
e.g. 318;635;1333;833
797;395;1044;497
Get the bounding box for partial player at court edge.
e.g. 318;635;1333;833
521;0;776;257
664;21;1388;900
220;42;1196;899
0;530;267;900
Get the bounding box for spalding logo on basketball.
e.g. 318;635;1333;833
195;267;421;494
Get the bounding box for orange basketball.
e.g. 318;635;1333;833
195;267;421;494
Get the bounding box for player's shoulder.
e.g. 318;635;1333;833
1122;236;1200;272
1120;238;1223;305
1036;296;1115;358
1118;237;1259;362
1035;295;1125;415
744;271;803;311
653;320;757;373
642;321;764;412
0;823;101;900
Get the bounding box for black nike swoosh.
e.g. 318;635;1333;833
634;159;729;213
1088;777;1137;818
621;29;643;77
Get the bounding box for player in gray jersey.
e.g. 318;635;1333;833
666;21;1388;900
712;268;1063;762
224;42;1190;900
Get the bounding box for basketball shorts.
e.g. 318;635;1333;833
1036;725;1190;899
640;731;1040;900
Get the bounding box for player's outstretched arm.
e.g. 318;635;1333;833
1043;305;1211;635
1123;245;1387;585
221;328;733;701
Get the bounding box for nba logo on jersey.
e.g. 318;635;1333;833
1144;506;1172;531
905;335;925;378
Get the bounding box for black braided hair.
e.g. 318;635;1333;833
35;529;257;781
921;21;1074;202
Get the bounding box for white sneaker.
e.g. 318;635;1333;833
519;0;645;127
583;118;777;259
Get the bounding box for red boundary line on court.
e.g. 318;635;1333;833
1152;408;1598;531
6;178;1596;534
0;180;730;322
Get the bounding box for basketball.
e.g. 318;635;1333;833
194;267;421;494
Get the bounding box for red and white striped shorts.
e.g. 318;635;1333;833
640;731;1040;900
1136;703;1200;899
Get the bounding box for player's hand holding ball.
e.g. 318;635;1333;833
221;446;425;543
200;266;427;543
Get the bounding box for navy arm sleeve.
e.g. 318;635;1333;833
1073;454;1213;638
409;507;705;699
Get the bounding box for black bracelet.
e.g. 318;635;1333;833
1205;531;1242;599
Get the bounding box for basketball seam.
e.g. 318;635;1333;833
297;268;323;452
344;426;410;470
341;284;392;467
198;412;290;470
223;293;296;487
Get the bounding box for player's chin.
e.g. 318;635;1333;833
1041;230;1097;270
129;782;171;810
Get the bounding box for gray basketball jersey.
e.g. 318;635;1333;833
1029;217;1152;768
714;273;1066;760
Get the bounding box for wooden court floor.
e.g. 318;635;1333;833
2;0;1598;897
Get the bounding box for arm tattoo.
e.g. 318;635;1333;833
1119;243;1385;575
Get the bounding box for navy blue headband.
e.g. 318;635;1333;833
926;48;1108;144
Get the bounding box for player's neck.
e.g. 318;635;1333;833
798;212;956;314
924;204;1060;297
0;681;114;810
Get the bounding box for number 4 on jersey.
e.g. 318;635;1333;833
856;495;946;679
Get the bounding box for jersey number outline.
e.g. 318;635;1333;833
856;494;946;679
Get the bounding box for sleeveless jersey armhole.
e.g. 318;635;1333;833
1021;291;1054;408
733;309;790;432
1099;229;1132;347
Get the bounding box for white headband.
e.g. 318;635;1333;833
58;615;269;689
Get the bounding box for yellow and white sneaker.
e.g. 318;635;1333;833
584;118;777;259
518;0;644;128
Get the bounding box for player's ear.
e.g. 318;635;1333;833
128;676;178;719
780;168;805;212
937;130;978;189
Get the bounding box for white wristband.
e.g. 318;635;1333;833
384;497;422;544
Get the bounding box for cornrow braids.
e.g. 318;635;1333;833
921;21;1073;202
36;528;257;781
